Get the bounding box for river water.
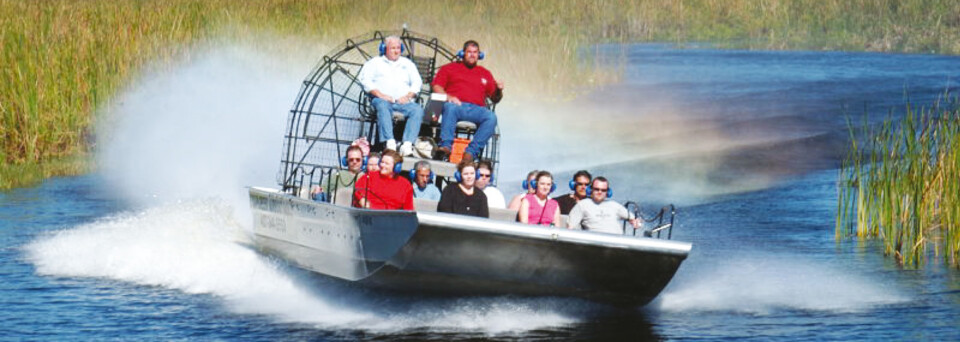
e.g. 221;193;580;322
3;44;960;340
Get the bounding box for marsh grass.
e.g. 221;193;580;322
4;0;960;189
836;96;960;268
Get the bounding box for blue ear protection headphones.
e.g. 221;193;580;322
453;170;487;183
384;160;402;174
569;179;578;191
409;169;434;183
456;49;485;60
481;171;493;183
528;179;556;193
586;186;613;198
379;40;407;56
341;156;368;169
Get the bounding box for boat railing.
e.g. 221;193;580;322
623;201;677;240
288;165;334;199
276;29;506;194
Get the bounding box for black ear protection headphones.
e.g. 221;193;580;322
379;40;407;56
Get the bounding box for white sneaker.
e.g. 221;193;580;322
399;142;414;156
386;139;397;151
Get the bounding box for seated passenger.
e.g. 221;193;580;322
364;152;381;175
312;145;365;202
437;161;489;218
567;176;640;234
353;150;414;210
507;170;539;210
411;160;441;200
475;160;505;208
358;35;423;156
553;170;592;215
431;40;504;163
518;171;561;226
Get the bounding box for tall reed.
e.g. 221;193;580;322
4;0;960;189
836;96;960;268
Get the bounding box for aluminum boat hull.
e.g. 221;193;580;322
250;187;691;306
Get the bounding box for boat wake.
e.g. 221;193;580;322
23;199;582;334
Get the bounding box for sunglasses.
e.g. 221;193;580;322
592;187;609;192
347;158;363;162
478;174;491;178
575;182;589;187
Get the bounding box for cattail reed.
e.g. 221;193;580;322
837;95;960;268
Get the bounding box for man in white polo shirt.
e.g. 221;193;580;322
567;176;640;235
358;35;423;156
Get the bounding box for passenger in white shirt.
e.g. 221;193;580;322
475;161;505;208
358;35;423;156
567;177;641;235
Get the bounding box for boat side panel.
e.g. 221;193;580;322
250;188;418;280
363;215;687;305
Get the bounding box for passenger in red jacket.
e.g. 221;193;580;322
353;150;414;210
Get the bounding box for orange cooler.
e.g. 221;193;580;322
450;138;470;163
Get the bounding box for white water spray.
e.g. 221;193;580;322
655;256;906;314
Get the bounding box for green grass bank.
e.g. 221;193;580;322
836;96;960;268
4;0;960;189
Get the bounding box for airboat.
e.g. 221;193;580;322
249;30;691;306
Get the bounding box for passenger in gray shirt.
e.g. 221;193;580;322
567;177;640;235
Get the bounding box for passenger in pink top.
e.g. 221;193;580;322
518;171;561;226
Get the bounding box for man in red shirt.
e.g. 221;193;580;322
431;40;504;162
353;150;415;210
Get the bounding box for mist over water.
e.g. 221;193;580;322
96;43;303;214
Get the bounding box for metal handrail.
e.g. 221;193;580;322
623;201;677;239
